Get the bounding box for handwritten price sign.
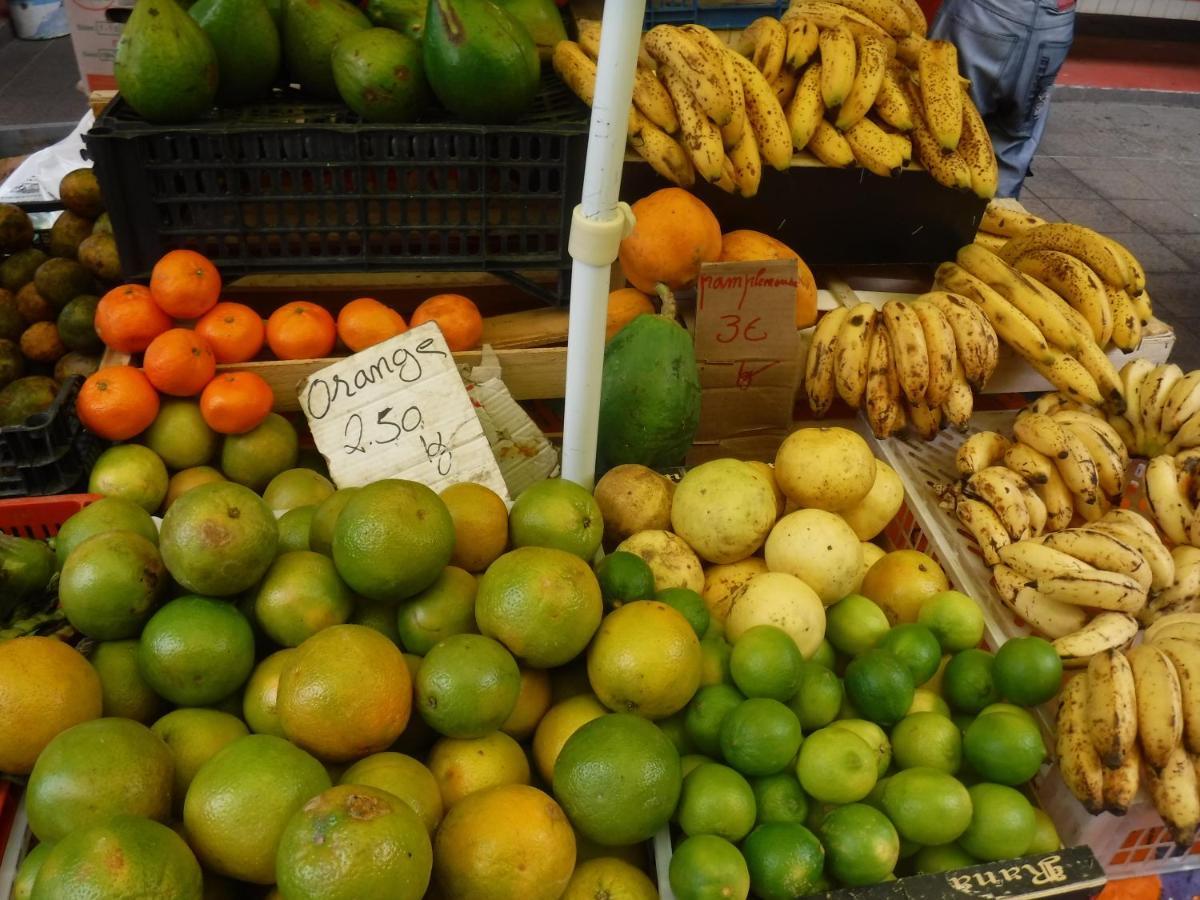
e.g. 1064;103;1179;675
695;258;801;362
298;322;508;498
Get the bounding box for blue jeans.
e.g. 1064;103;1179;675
931;0;1076;198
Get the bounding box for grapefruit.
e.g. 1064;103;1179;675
151;708;248;811
440;481;509;573
395;565;478;655
308;487;359;556
671;459;777;564
592;463;674;546
11;841;53;900
340;752;444;833
428;731;531;807
349;598;402;645
253;550;355;647
263;467;335;512
509;478;603;561
415;633;520;738
58;531;166;640
219;412;299;492
242;648;297;737
54;496;157;567
702;557;769;625
143;399;218;470
138;595;256;706
89;639;163;723
764;508;864;604
87;444;169;513
773;427;875;512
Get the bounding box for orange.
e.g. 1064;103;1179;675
143;328;216;396
719;230;819;328
502;666;553;739
440;481;509;573
340;752;444;834
150;249;221;319
195;301;265;363
428;731;531;807
0;636;102;775
94;284;173;353
266;301;337;360
336;297;408;352
618;187;722;293
199;370;274;434
606;288;655;342
76;366;160;440
409;293;483;351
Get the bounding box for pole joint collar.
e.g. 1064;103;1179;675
568;201;636;268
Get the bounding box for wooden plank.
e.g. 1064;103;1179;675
480;308;570;349
90;90;116;118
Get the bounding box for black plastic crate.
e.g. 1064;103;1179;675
0;377;106;498
84;77;590;302
644;1;786;28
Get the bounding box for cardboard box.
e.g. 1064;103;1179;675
64;0;132;92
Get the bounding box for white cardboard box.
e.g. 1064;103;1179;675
63;0;133;93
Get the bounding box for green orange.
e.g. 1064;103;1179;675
138;595;256;706
253;550;355;647
151;708;248;812
415;633;520;738
89;639;163;723
395;565;478;655
58;531;166;640
55;496;157;567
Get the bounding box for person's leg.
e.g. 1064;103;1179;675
928;0;1031;118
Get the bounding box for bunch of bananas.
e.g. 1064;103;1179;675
804;293;998;439
1102;360;1200;457
1056;614;1200;845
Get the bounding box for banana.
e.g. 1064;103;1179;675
1140;364;1184;454
785;17;821;69
1013;250;1112;347
1102;740;1141;816
836;31;889;130
1036;466;1078;533
1119;358;1156;452
1042;529;1151;592
1063;326;1126;414
726;129;763;198
917;39;962;150
1028;348;1107;412
957;497;1010;565
786;0;892;36
1014;413;1101;516
1056;674;1106;813
865;324;901;438
771;67;799;108
1106;412;1137;451
906;399;942;440
835;303;877;407
1052;611;1139;661
713;159;738;194
727;52;794;171
660;67;726;184
1129;286;1154;328
911;300;955;407
905;81;971;189
958;90;998;199
553;40;599;104
632;69;682;135
1089;519;1175;593
997;540;1092;580
807;120;856;168
967;466;1032;541
1167;412;1200;455
805;306;850;416
833;0;912;36
738;17;787;82
934;263;1055;368
888;131;913;165
1106;284;1142;352
895;32;925;67
681;25;747;148
1038;569;1146;613
1145;745;1200;847
942;357;974;431
1161;371;1200;435
1019;480;1048;536
1002;583;1090;639
980;204;1047;238
974;232;1008;253
1086;648;1139;768
846;117;904;176
1053;412;1128;505
1154;637;1200;754
643;26;734;126
956;431;1011;477
874;65;915;131
922;291;996;391
1145;612;1200;644
1105;236;1147;297
999;223;1135;294
891;0;927;35
880;300;929;405
992;563;1031;602
787;63;825;151
1146;455;1192;545
1127;643;1185;770
1144;554;1200;628
1004;441;1056;485
818;24;857;108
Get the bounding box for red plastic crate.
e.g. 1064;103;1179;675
0;494;100;539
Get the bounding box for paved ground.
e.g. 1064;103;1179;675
1019;96;1200;368
0;34;87;158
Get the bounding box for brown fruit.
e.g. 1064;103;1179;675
0;289;22;340
48;211;94;259
35;258;96;309
20;322;67;364
0;203;34;252
59;168;104;218
77;232;122;282
16;282;54;324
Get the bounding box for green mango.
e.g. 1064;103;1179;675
190;0;281;105
366;0;425;37
114;0;218;123
493;0;565;60
332;28;430;122
423;0;540;124
283;0;371;100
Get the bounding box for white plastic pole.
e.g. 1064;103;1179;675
560;1;647;490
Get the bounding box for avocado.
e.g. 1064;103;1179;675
34;259;96;311
0;248;47;292
190;0;281;105
0;204;33;252
493;0;565;60
114;0;219;123
48;211;94;259
366;0;425;37
58;169;104;219
283;0;371;100
332;28;429;123
423;0;541;124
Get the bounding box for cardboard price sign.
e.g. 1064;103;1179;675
695;258;801;362
298;323;508;498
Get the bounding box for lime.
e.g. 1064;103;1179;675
978;702;1038;724
89;639;164;723
844;649;915;727
595;552;656;609
943;649;999;713
796;726;877;804
669;834;749;900
699;636;732;687
659;711;697;756
877;624;942;685
993;636;1063;707
825;594;890;656
730;625;802;701
913;843;977;873
957;783;1036;861
719;698;802;777
1028;807;1062;853
415;634;520;738
657;588;710;638
963;711;1046;785
828;719;891;776
818;803;899;887
138;595;256;707
788;661;843;731
677;762;756;841
881;766;973;845
685;684;745;757
917;591;985;652
907;688;951;717
751;772;809;826
681;754;709;778
742;822;824;900
891;711;962;773
810;639;837;669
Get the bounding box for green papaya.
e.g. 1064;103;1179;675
114;0;219;123
283;0;371;100
366;0;425;37
597;290;701;474
263;0;283;26
190;0;281;105
332;28;429;123
0;534;56;617
423;0;541;124
493;0;565;61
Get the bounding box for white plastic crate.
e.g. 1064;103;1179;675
0;795;29;900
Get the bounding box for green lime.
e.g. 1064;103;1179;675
978;702;1038;726
669;834;749;900
907;688;951;717
677;762;756;841
881;766;973;845
963;711;1046;785
825;594;890;657
1028;807;1062;853
138;595;255;707
844;649;915;727
818;803;899;887
659;711;697;756
913;843;977;873
685;684;745;757
699;636;732;687
917;591;985;652
837;692;861;721
957;783;1036;861
730;625;802;701
890;711;962;773
751;773;809;826
877;624;942;685
788;661;843;731
681;754;709;778
795;727;877;804
595;552;656;609
810;639;837;669
657;588;710;638
943;649;999;714
828;719;891;777
742;822;824;900
719;698;802;777
805;800;838;833
993;636;1063;707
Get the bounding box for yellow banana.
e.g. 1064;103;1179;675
907;94;971;188
1056;674;1105;813
805;306;851;417
957;497;1010;566
1013;250;1111;347
967;466;1031;540
643;26;734;127
922;291;995;391
891;0;927;35
1127;643;1185;770
786;0;891;40
737;17;787;83
958;89;998;199
1037;568;1145;614
865;324;901;439
834;303;877;407
934;262;1055;367
727;51;794;171
1105;284;1142;352
785;17;821;69
911;300;955;408
1146;454;1191;545
772;67;799;107
974;232;1007;252
833;0;912;36
1042;528;1150;591
980;204;1047;238
836;31;889;130
680;25;747;148
1086;648;1139;768
1053;611;1140;662
997;540;1091;580
1140;363;1183;452
1052;411;1129;505
880;300;929;404
726;129;763;198
660;67;726;184
917;39;962;150
888;131;912;164
1013;412;1101;517
1105;236;1147;297
1102;741;1141;816
1146;612;1200;644
807;120;856;168
788;63;825;151
1154;637;1200;754
942;356;974;431
895;32;925;66
845;118;904;177
1088;518;1175;593
819;24;857;109
633;69;681;135
1003;440;1056;485
1145;745;1200;847
998;223;1135;293
874;64;915;131
1161;371;1200;435
906;398;942;440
